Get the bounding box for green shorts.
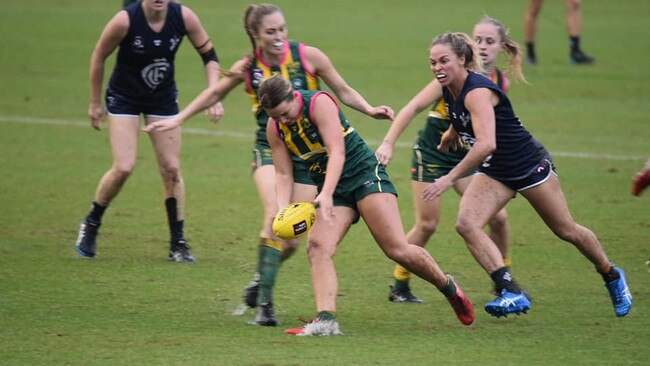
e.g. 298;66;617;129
411;119;473;182
252;137;315;185
311;157;398;209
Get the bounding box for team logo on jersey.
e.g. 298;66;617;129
106;95;116;108
301;119;312;130
306;130;320;144
287;62;305;89
169;36;180;51
141;58;170;89
132;36;145;50
459;112;471;128
287;61;301;76
292;78;304;89
154;39;162;47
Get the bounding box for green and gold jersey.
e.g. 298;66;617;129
271;90;375;182
245;41;320;131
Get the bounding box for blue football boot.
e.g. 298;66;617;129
484;290;532;318
605;266;632;317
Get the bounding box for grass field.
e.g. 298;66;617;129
1;0;648;365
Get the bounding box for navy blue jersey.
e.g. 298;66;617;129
442;72;545;180
108;1;186;101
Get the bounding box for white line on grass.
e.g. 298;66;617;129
1;115;646;161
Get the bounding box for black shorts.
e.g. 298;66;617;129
488;158;557;191
105;87;179;117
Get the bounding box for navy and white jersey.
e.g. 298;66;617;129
108;1;186;101
442;72;546;180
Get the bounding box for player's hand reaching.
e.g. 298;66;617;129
375;141;395;166
438;127;462;153
143;118;182;133
421;174;453;201
367;105;395;121
206;101;225;122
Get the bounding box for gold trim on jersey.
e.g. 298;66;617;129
278;120;355;161
428;98;449;120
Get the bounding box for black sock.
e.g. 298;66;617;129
165;197;184;241
85;201;107;226
526;42;536;59
490;267;521;294
570;36;580;53
600;265;620;284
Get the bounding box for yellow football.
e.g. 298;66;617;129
272;202;316;239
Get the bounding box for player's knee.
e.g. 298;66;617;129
550;223;579;242
455;216;481;239
160;164;181;182
383;244;409;264
306;237;335;260
112;162;136;179
416;218;438;237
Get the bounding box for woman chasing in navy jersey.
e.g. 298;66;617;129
423;32;631;318
376;16;523;303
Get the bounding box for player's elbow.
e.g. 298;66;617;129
474;140;496;157
485;141;496;154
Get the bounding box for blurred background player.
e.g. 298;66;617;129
524;0;595;64
144;3;394;326
376;16;524;303
632;160;650;196
75;0;223;262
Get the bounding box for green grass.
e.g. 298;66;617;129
1;0;648;365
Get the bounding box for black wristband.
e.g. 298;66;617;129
200;47;219;65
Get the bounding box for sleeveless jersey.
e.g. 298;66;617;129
271;90;374;182
442;72;544;180
418;68;509;165
108;1;186;100
245;41;320;131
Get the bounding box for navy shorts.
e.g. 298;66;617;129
105;87;179;117
492;158;557;191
